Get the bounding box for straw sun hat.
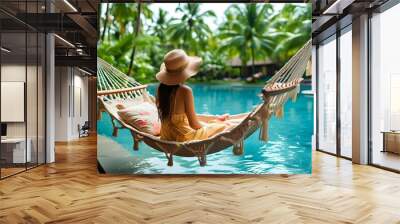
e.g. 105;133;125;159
156;49;202;85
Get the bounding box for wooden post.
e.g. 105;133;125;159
97;99;104;121
167;154;173;166
111;117;118;137
97;108;102;120
112;127;118;137
233;141;244;155
259;104;270;142
134;138;139;151
131;130;139;151
260;119;269;142
199;154;207;166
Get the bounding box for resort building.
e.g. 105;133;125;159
0;0;399;223
228;57;277;79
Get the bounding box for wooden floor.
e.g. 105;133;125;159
1;136;400;224
1;167;26;178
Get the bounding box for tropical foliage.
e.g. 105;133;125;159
219;4;276;76
99;3;311;83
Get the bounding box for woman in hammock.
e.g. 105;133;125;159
156;49;239;142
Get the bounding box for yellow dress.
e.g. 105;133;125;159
160;113;227;142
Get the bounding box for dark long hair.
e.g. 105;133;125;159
157;83;180;121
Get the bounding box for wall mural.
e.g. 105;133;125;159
97;2;313;174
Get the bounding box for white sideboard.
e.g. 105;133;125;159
1;138;31;163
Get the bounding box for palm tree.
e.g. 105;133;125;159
127;3;142;76
167;3;216;54
109;3;137;39
270;4;312;64
219;4;276;76
98;4;137;70
126;3;153;76
99;3;153;77
151;8;171;43
100;3;110;41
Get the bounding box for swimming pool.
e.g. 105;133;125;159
98;83;313;174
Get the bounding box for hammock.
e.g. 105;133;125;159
97;40;312;166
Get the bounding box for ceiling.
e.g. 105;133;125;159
0;0;99;73
312;0;390;43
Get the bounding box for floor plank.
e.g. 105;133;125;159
0;135;400;224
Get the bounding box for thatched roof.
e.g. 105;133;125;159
228;57;274;67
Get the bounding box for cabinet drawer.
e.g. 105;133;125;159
384;133;400;154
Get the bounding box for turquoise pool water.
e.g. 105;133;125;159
98;84;313;174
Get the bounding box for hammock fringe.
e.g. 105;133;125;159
275;106;284;119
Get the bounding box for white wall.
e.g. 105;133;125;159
1;65;26;138
54;67;89;141
312;45;317;150
55;66;70;141
317;36;337;154
1;65;43;139
1;63;46;164
72;73;89;138
339;29;353;158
